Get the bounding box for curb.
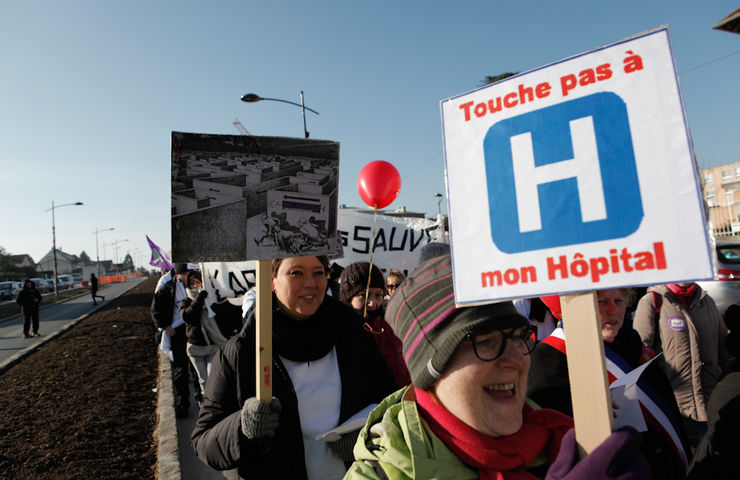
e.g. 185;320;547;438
156;350;182;480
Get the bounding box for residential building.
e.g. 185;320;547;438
700;160;740;238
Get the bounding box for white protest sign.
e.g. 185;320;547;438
336;209;446;275
200;261;256;305
441;27;712;306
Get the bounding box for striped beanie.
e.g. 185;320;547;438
385;254;527;390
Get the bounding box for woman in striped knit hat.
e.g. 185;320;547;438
344;254;650;480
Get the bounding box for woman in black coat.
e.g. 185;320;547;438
191;256;398;480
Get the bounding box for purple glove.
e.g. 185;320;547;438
546;427;651;480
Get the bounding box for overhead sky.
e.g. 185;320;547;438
1;1;738;267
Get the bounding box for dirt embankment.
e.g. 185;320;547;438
0;277;159;479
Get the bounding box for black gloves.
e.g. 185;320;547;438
327;429;360;462
197;290;208;301
240;397;281;439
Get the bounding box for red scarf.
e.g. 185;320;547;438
667;283;698;310
415;387;573;480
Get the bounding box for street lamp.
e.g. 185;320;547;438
240;91;319;138
93;227;115;278
434;193;443;216
45;201;83;296
109;239;129;273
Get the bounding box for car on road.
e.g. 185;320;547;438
697;241;740;319
29;278;50;294
0;282;15;300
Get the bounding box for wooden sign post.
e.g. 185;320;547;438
560;291;613;456
255;259;273;402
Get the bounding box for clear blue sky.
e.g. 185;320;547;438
1;1;738;267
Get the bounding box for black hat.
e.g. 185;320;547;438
175;263;190;274
385;254;527;390
338;262;386;303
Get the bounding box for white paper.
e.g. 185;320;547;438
609;354;662;432
315;403;378;442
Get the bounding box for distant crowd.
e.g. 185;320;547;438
149;241;739;480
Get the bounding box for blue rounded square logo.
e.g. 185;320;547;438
484;92;643;253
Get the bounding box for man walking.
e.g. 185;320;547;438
17;279;42;338
90;273;105;305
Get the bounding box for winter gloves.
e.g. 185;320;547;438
240;397;282;439
328;430;360;462
546;426;650;480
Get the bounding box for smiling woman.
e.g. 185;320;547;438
345;257;652;479
191;255;398;480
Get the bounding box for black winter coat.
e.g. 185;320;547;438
190;295;398;480
16;287;41;315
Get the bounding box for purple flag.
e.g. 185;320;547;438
146;235;174;271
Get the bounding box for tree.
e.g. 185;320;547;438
79;251;91;263
480;72;518;86
122;254;135;273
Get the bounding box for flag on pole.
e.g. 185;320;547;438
146;235;174;271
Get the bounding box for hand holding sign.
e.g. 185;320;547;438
357;161;401;209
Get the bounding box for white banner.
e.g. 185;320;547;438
441;28;712;305
336;209;446;276
200;261;255;305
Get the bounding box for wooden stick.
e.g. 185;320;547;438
255;259;273;402
560;291;613;457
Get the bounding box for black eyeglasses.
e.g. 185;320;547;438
466;325;537;361
387;283;401;290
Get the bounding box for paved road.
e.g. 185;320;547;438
0;276;229;479
0;278;146;368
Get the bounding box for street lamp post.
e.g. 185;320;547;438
46;201;83;296
240;91;319;138
93;227;115;278
434;193;443;216
113;239;129;273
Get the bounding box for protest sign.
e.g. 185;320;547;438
336;208;446;275
442;27;712;306
442;27;710;455
171;132;341;262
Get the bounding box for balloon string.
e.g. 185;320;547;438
362;208;378;322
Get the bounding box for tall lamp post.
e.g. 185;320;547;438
112;239;130;273
240;91;319;138
46;201;83;296
93;227;115;278
434;193;443;216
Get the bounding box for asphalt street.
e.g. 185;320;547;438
0;278;145;370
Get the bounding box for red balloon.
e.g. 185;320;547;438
357;161;401;209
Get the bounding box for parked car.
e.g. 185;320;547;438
0;282;15;300
71;273;83;283
29;278;50;294
57;275;74;290
697;241;740;319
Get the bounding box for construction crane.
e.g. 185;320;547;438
233;118;251;135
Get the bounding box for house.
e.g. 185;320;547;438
36;249;80;276
9;254;35;268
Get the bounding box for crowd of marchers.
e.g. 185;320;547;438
149;242;739;480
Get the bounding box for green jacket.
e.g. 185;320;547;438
344;386;477;480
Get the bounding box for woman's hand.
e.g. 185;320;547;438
240;397;282;439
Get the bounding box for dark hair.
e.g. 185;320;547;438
272;256;330;277
186;270;202;289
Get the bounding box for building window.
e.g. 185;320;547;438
722;170;731;180
736;167;740;178
705;174;714;184
707;189;716;199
